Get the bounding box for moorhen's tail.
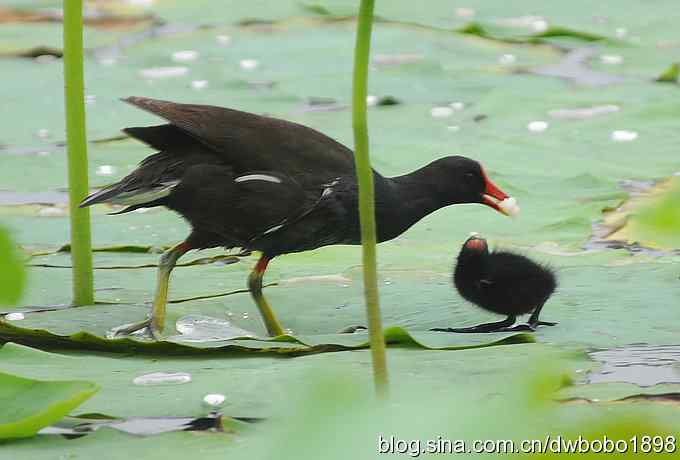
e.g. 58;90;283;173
79;151;182;210
79;124;212;211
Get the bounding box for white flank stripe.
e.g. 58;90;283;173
234;174;282;184
262;224;284;235
109;181;179;206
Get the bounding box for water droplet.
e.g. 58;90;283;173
216;35;232;46
172;50;199;63
98;57;117;66
241;312;249;319
203;393;226;408
139;66;189;79
191;80;209;90
527;120;549;132
449;101;465;111
430;106;453;118
126;0;155;7
173;314;255;342
615;27;628;38
531;19;549;32
366;95;378;106
611;130;638;142
36;129;50;139
96;165;116;176
447;125;460;132
35;55;57;64
5;312;25;321
373;54;422;66
455;7;475;18
384;279;392;286
600;54;623;65
548;105;619;120
133;372;192;386
498;54;516;65
284;328;294;335
239;59;259;70
591;398;600;402
38;207;64;217
85;95;96;104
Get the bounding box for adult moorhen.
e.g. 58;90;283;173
433;235;556;333
81;97;519;339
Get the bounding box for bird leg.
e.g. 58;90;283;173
248;255;285;337
110;241;190;339
431;315;517;333
527;301;557;328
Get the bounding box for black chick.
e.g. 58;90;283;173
432;236;557;333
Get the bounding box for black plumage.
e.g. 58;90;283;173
81;97;516;338
433;236;557;333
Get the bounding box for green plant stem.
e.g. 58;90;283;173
63;0;94;305
352;0;388;398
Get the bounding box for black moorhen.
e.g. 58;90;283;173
433;235;556;333
81;97;519;339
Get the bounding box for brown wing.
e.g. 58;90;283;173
122;97;356;188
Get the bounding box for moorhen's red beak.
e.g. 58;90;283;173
480;169;517;217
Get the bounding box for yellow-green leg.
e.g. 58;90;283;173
111;241;190;339
248;255;285;337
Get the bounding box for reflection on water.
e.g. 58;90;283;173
588;345;680;387
172;314;255;342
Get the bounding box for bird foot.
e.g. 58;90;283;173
431;325;531;333
338;325;367;334
431;318;557;334
532;320;558;327
499;323;535;332
108;318;163;340
430;320;515;333
496;320;558;332
430;326;505;333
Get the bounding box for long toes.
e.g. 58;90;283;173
431;327;491;333
108;319;152;338
502;323;536;332
339;325;367;334
534;321;558;327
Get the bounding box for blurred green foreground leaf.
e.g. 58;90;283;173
0;370;99;440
